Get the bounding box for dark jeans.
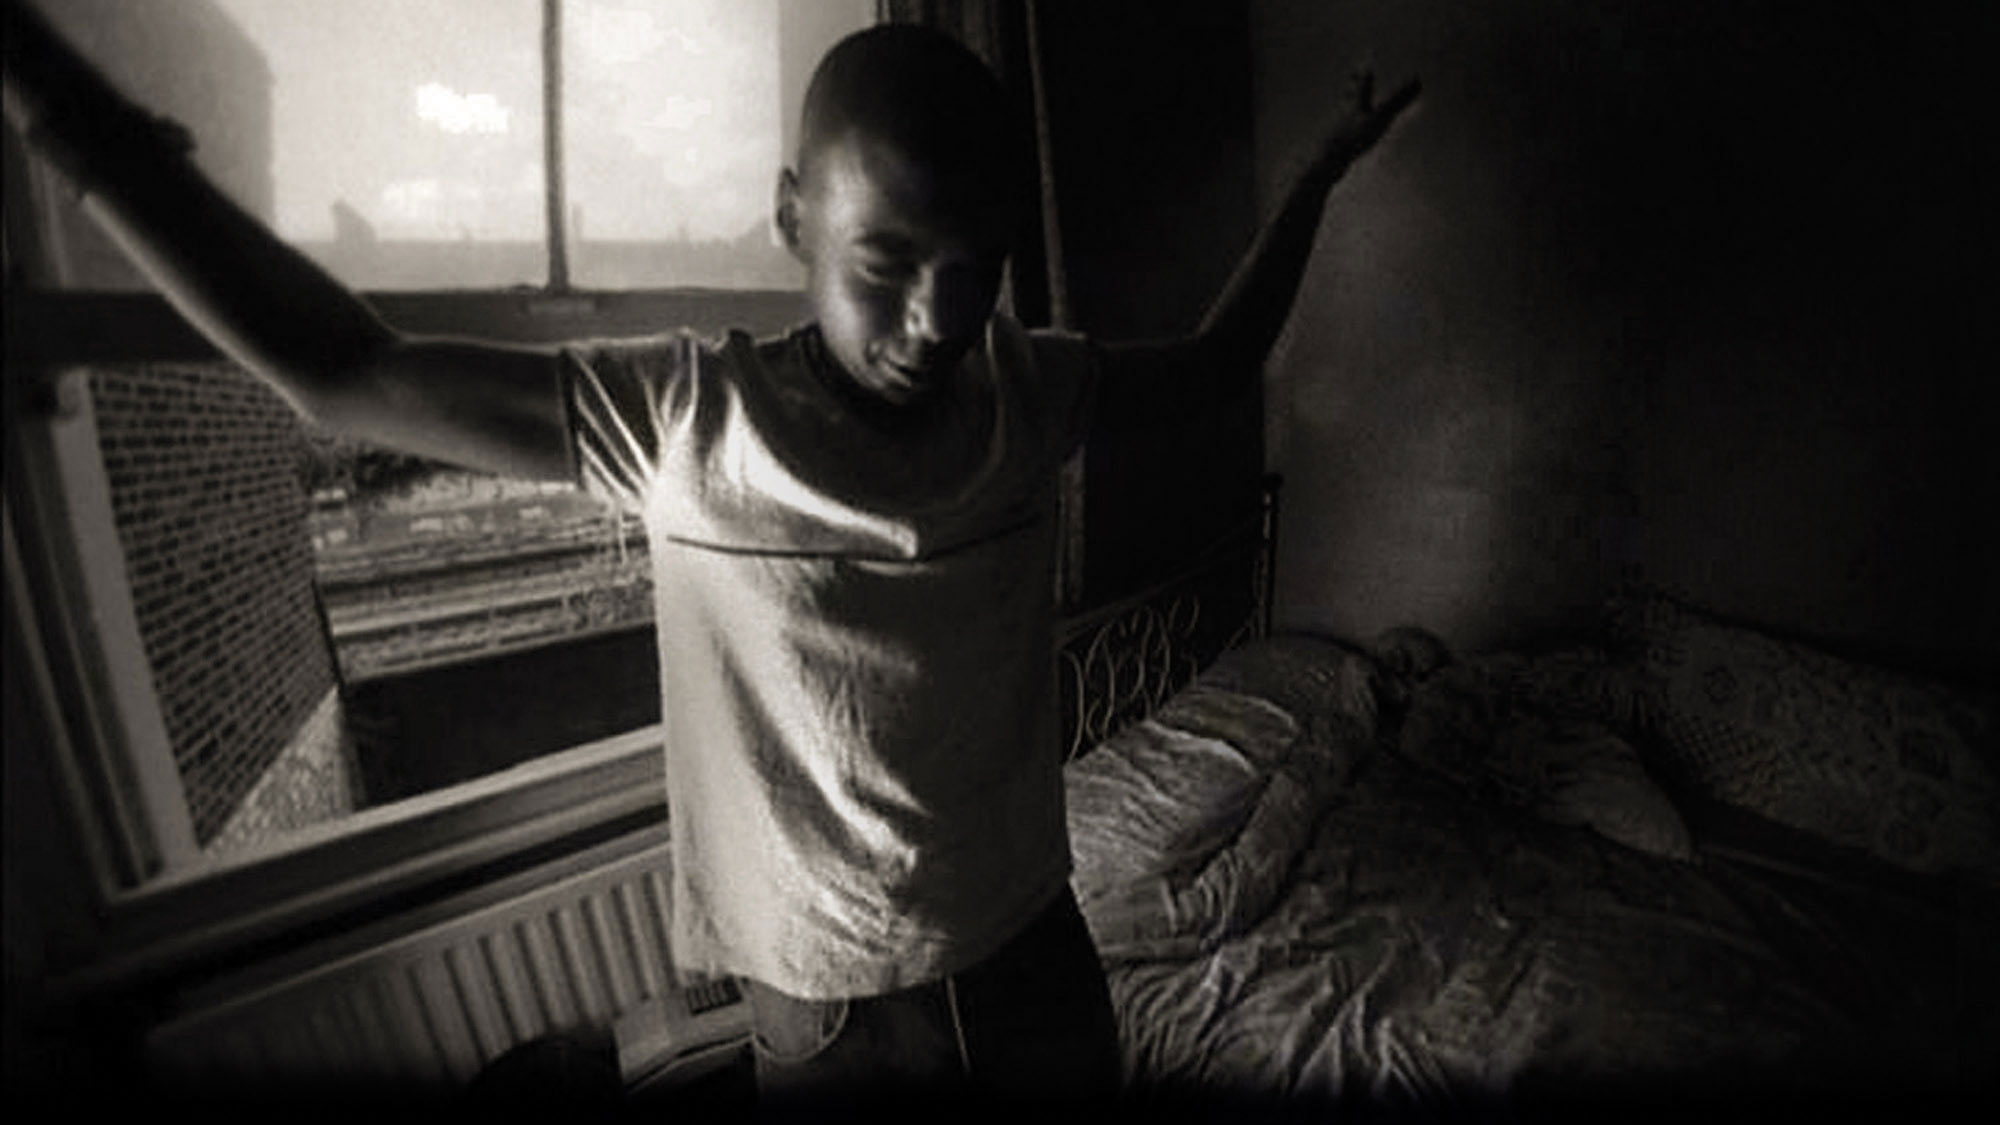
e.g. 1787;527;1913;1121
745;886;1121;1115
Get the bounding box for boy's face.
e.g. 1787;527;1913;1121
780;131;1013;408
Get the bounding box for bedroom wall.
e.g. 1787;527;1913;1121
1247;0;1994;683
1035;2;1265;604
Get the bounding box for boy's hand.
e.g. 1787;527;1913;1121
3;0;197;191
1308;70;1422;185
4;0;573;482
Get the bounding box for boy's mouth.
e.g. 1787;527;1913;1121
851;336;969;405
876;347;957;390
874;363;936;405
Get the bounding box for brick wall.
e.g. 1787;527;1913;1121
88;363;340;845
203;686;357;857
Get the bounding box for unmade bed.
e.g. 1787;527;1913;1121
1055;497;1997;1118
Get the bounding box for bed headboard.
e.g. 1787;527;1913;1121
1055;474;1280;761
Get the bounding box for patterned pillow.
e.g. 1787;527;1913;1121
1608;594;2000;884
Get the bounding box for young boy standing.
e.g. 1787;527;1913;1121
3;4;1415;1109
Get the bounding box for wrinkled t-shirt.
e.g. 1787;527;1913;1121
560;313;1097;999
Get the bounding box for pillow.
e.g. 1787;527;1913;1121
1397;652;1696;862
1608;594;2000;883
1195;632;1381;745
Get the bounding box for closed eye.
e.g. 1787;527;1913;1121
853;261;916;290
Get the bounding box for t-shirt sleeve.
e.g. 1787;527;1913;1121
1027;326;1101;464
557;332;692;514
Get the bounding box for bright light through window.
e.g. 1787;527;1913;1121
563;0;872;289
28;0;871;293
211;0;547;288
564;0;792;288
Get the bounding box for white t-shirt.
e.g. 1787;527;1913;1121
560;312;1098;999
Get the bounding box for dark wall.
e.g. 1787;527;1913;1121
1035;1;1265;603
1251;0;1994;681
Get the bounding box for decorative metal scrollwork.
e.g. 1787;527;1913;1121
1059;592;1205;761
1055;475;1280;761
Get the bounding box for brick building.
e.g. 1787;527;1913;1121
88;364;355;848
19;0;358;853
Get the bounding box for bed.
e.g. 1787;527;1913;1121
1056;489;1998;1118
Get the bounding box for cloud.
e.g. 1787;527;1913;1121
415;82;511;135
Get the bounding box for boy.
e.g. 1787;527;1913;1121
3;4;1415;1109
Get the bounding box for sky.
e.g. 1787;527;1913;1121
208;0;787;244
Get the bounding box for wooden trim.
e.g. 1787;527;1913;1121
3;500;139;896
3;288;808;366
5;373;168;888
38;369;201;866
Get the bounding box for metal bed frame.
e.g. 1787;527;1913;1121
1055;474;1280;762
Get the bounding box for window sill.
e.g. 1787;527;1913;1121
50;723;667;1006
3;280;802;1007
3;288;808;365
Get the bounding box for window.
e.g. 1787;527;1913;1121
3;0;871;984
21;0;870;293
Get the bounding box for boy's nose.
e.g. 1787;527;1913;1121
903;272;944;346
902;268;977;351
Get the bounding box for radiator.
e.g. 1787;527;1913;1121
146;832;749;1097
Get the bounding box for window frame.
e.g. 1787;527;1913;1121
3;288;815;999
0;0;851;1003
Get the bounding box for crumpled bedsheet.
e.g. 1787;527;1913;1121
1066;684;1349;963
1064;634;1997;1110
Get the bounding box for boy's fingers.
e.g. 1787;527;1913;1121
1354;76;1420;145
1312;74;1419;176
1348;70;1376;113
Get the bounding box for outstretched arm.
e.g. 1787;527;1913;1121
2;0;572;481
1092;73;1420;431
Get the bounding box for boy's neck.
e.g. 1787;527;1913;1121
796;324;928;428
800;323;953;433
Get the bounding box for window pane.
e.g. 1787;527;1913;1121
60;358;654;864
27;0;547;290
305;458;657;809
562;0;872;289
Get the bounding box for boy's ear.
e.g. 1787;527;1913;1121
773;168;806;259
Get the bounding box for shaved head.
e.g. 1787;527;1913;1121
795;25;1030;220
777;26;1031;407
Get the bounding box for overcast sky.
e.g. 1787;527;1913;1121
210;0;786;243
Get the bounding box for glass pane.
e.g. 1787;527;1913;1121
26;0;546;290
61;357;652;864
304;458;656;814
562;0;873;290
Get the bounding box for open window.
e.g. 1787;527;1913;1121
3;0;872;996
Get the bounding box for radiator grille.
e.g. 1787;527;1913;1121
146;838;748;1096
